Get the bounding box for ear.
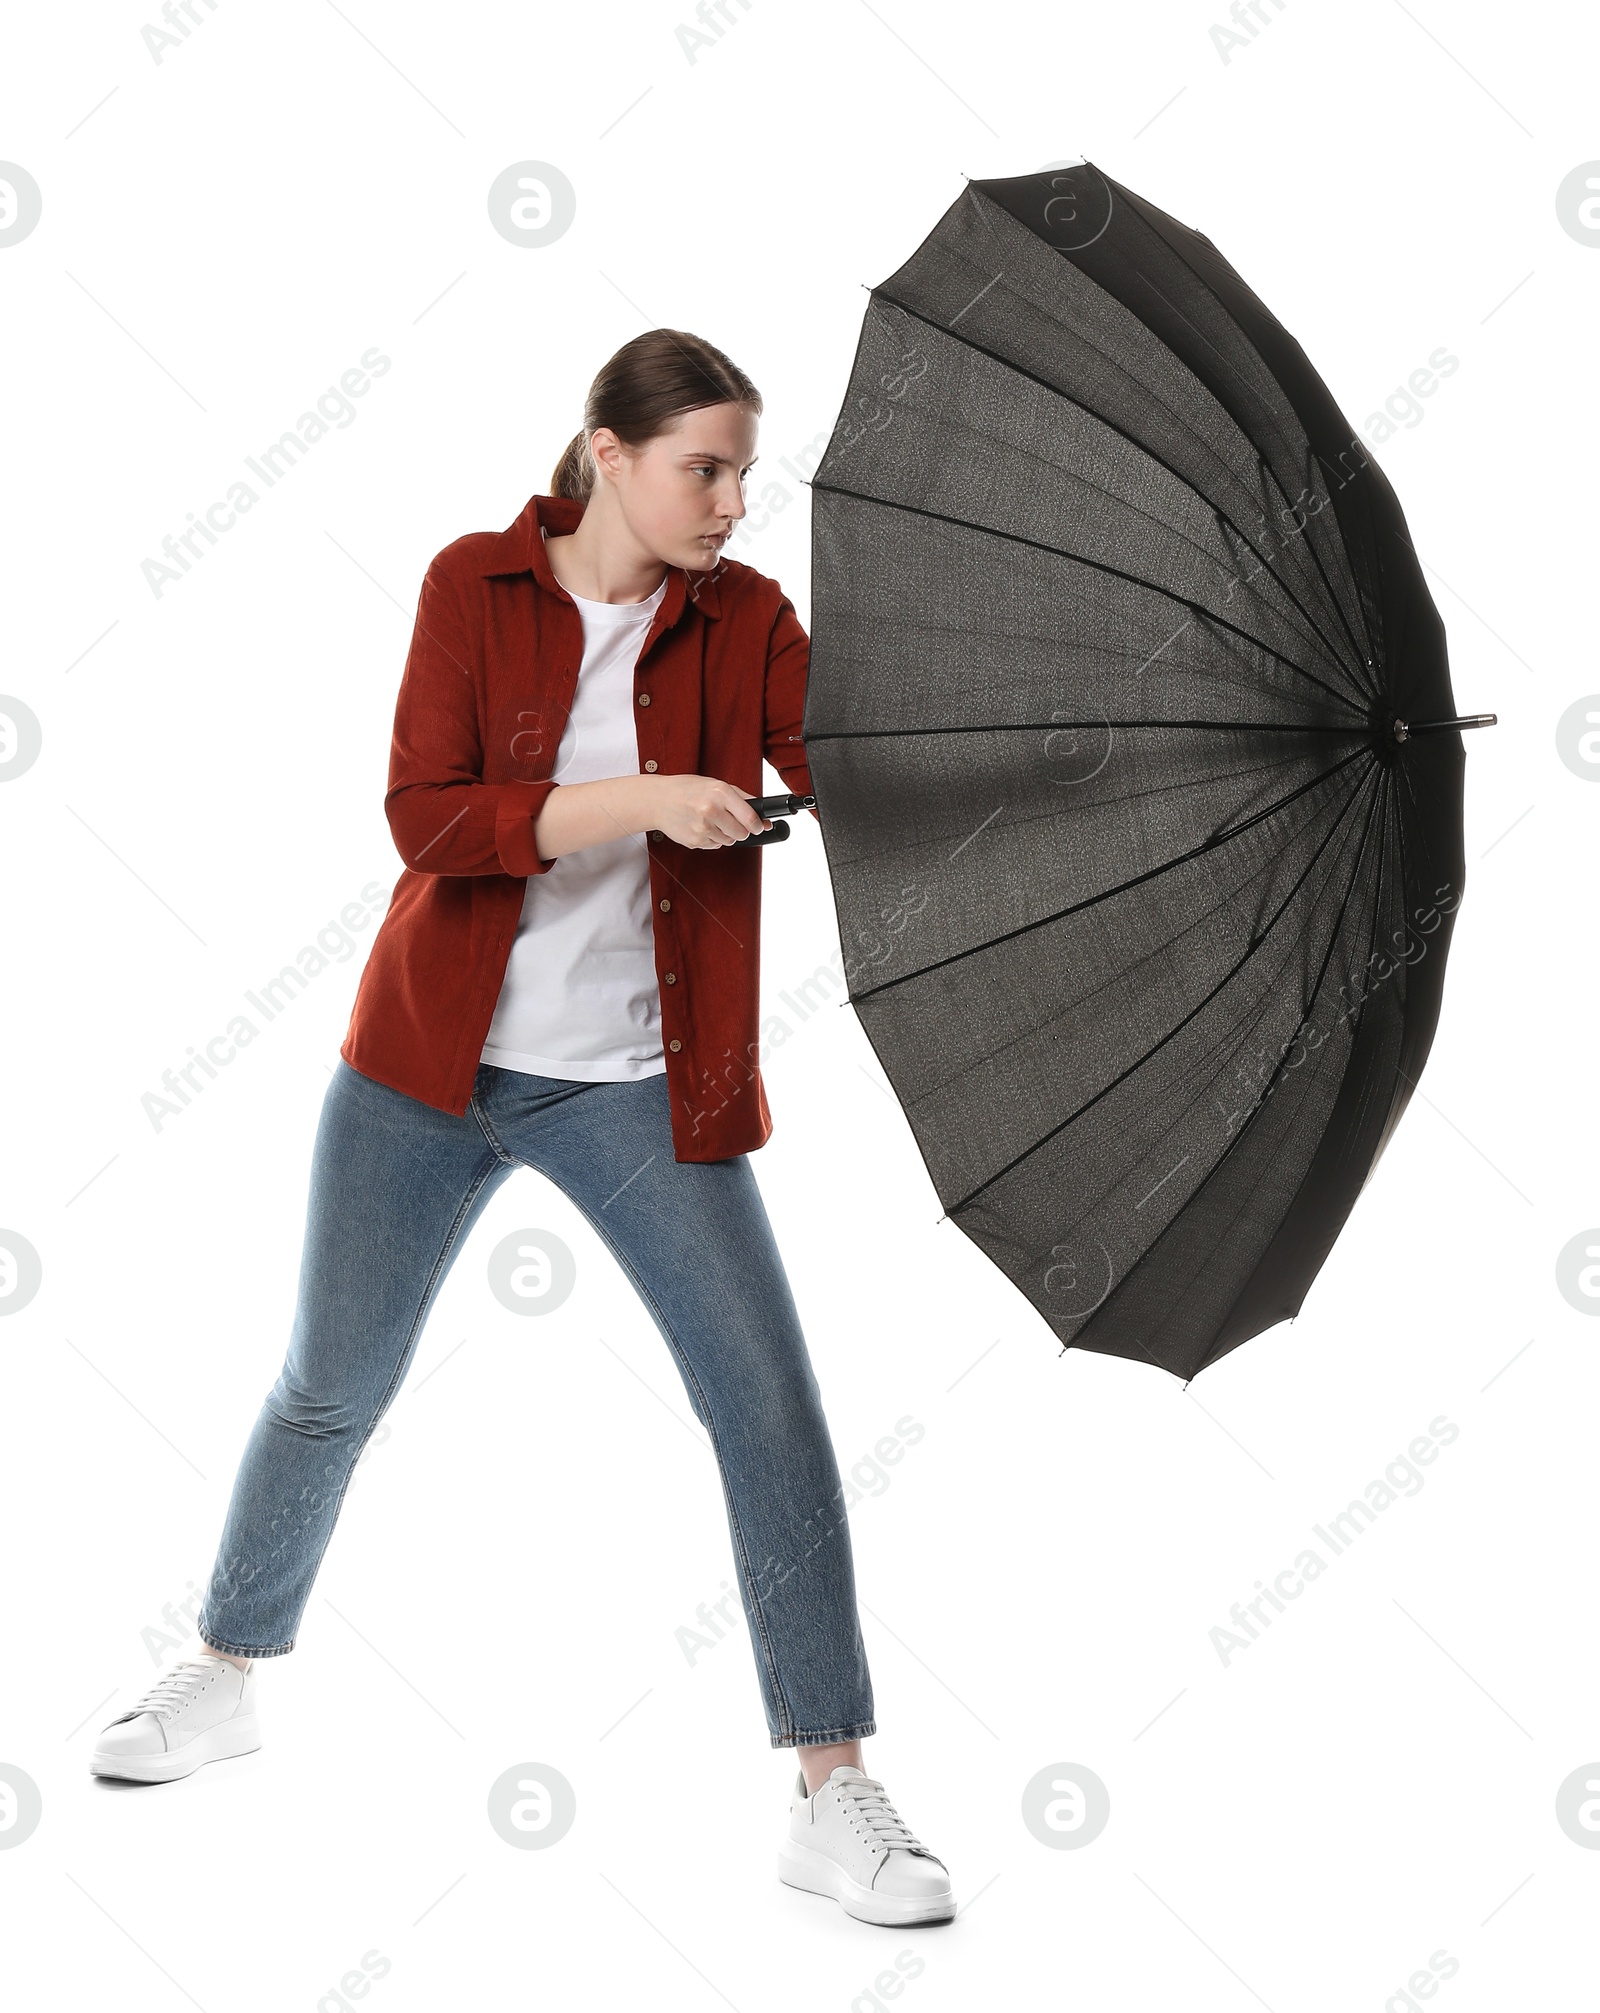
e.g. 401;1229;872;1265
588;426;627;482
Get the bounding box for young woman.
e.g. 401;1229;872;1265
90;330;954;1927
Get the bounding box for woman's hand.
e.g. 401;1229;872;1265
648;773;772;849
532;773;770;863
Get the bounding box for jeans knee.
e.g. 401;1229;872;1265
264;1369;364;1443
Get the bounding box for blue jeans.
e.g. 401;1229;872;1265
197;1058;876;1748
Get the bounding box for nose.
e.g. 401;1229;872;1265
718;471;747;522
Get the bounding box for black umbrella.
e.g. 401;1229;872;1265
800;161;1494;1384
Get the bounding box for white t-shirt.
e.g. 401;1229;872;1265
480;549;669;1082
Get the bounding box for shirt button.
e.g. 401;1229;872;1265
664;971;677;984
658;898;671;911
649;829;664;841
643;759;658;772
668;1038;682;1052
637;692;651;707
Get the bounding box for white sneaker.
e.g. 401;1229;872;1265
90;1655;262;1783
778;1763;956;1925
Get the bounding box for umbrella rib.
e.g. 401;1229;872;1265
1098;235;1385;697
977;166;1385;693
900;756;1370;1107
943;751;1384;1215
805;718;1376;741
1031;767;1392;1344
1090;256;1381;691
1331;752;1405;1158
1179;767;1395;1377
810;480;1370;723
849;741;1375;1003
832;736;1358;884
873;286;1370;701
992;177;1397;701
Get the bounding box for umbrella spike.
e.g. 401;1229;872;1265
1393;712;1498;740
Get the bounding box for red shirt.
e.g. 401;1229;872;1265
340;491;817;1162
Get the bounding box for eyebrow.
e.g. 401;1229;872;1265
682;451;759;466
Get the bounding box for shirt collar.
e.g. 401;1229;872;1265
475;491;725;620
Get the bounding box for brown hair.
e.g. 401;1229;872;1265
549;328;762;502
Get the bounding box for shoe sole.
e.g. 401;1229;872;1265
90;1714;263;1783
777;1836;956;1925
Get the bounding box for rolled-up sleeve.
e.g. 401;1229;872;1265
763;591;819;819
384;554;558;877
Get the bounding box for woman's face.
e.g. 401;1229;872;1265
594;401;759;573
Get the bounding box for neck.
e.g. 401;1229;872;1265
545;497;669;605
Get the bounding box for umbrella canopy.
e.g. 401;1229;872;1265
803;161;1491;1384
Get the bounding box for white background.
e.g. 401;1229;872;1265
1;0;1594;2006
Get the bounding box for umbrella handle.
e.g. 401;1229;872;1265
732;792;817;846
